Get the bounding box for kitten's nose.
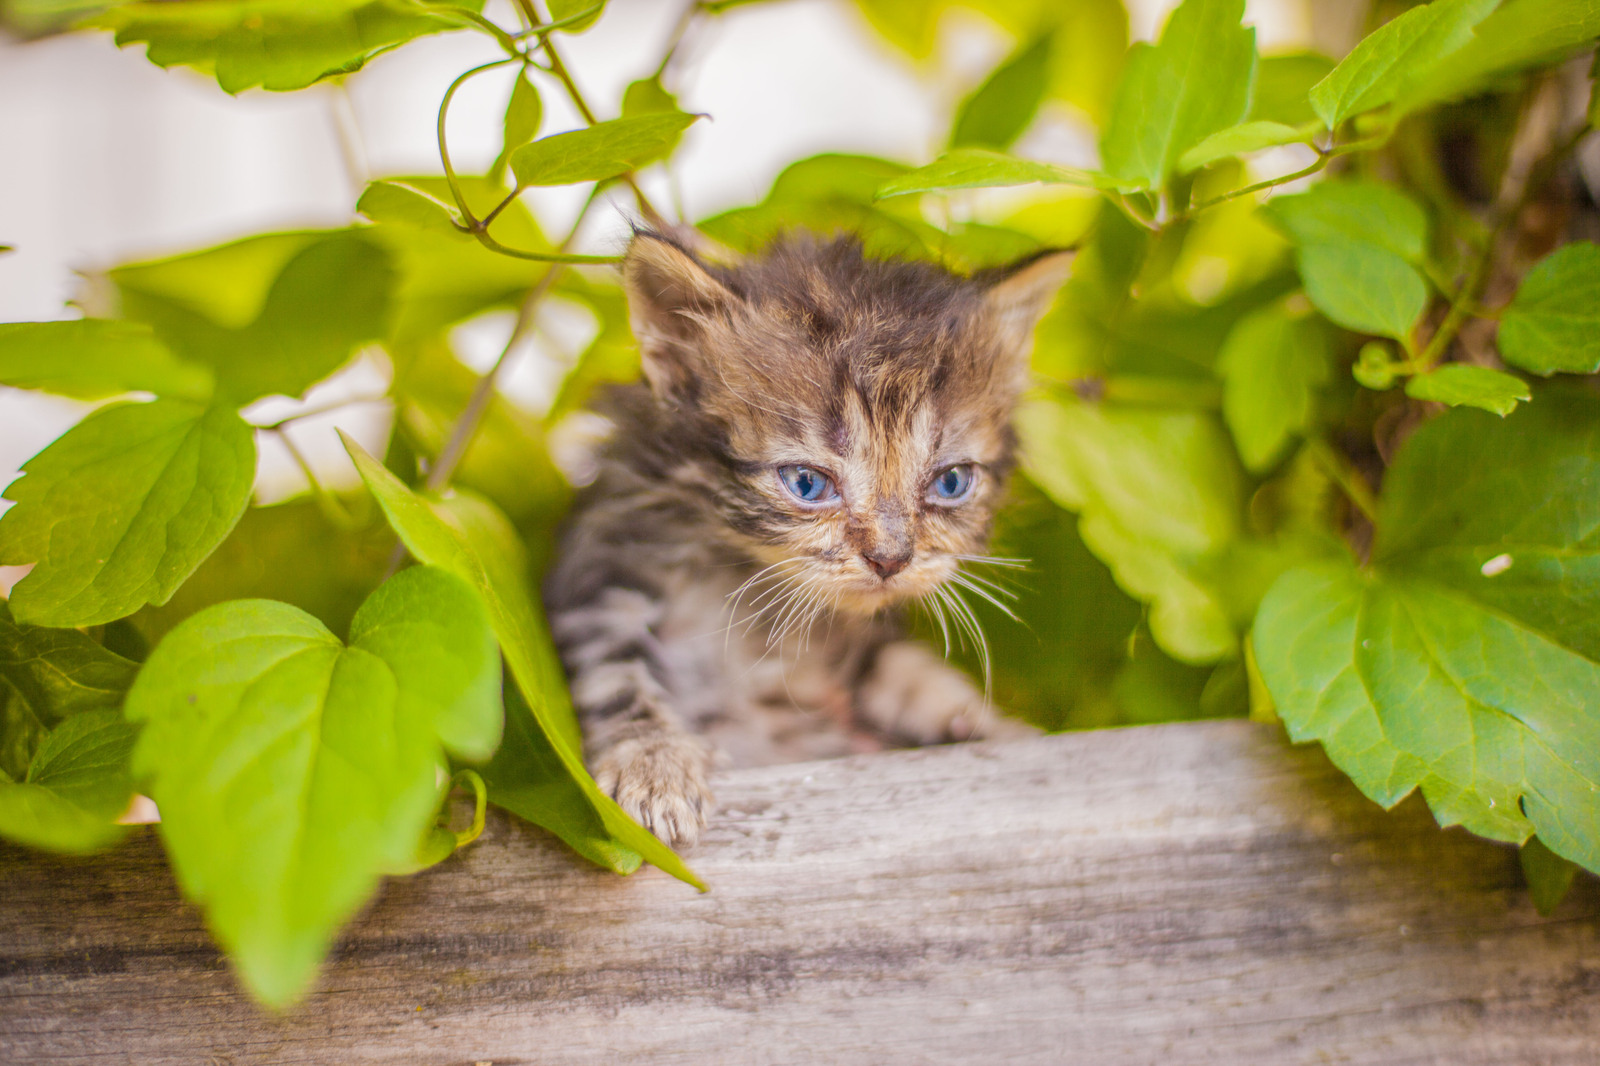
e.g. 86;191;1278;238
863;549;911;580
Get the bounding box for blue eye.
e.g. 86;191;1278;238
778;465;838;504
930;464;975;502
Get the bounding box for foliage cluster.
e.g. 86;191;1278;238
0;0;1597;1007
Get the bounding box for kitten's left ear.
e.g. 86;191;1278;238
982;249;1075;352
623;231;741;404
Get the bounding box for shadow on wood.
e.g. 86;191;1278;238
2;720;1598;1064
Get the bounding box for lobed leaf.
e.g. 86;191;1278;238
510;113;700;188
125;566;500;1006
1256;391;1600;875
0;320;212;401
1404;364;1530;415
0;400;256;628
1099;0;1257;190
1498;242;1600;375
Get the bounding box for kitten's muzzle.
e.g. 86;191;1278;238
862;547;912;580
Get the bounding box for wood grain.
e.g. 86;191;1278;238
2;720;1597;1065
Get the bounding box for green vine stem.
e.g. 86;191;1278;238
451;769;489;848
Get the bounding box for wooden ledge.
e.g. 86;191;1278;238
3;720;1597;1064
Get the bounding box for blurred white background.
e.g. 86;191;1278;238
0;0;1323;503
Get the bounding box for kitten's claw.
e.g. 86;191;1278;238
592;733;715;848
858;641;1039;746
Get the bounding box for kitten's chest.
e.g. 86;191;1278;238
652;564;881;766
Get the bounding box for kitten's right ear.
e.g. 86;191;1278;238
623;232;739;404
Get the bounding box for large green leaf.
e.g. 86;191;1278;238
1216;302;1331;472
125;566;499;1006
1308;0;1501;129
950;34;1052;150
342;436;703;890
116;231;394;405
510;113;700;188
1498;242;1600;375
88;0;484;94
0;320;211;401
1255;391;1600;874
0;400;256;628
1099;0;1256;190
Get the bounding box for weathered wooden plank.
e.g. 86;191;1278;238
2;719;1597;1065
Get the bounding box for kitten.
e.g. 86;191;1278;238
544;230;1072;846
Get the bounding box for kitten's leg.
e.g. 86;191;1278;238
551;587;713;847
856;641;1039;746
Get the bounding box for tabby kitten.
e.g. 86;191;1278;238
545;230;1072;846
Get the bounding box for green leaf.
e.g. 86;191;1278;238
356;180;466;236
510;113;700;188
950;34;1052;150
1522;836;1580;915
1295;241;1428;340
1042;0;1128;123
341;436;704;890
875;148;1111;199
87;0;484;94
115;231;396;405
1266;179;1428;262
620;76;687;158
1217;303;1332;471
0;779;128;854
1177;120;1312;172
1100;0;1257;189
125;566;500;1006
1308;0;1501;129
1255;391;1600;875
0;400;256;628
25;708;138;820
1392;0;1600;116
0;320;212;401
547;0;604;32
1499;242;1600;375
1251;52;1336;127
490;69;543;181
1405;364;1530;415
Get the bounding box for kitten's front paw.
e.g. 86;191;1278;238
857;642;1040;746
591;733;715;848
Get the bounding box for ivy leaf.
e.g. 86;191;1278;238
1498;242;1600;375
1255;391;1600;876
1405;364;1530;415
1177;120;1312;173
1100;0;1257;190
0;400;256;629
547;0;604;32
0;320;212;401
1308;0;1501;129
87;0;484;94
875;148;1111;199
357;180;466;236
341;435;704;890
1217;303;1332;471
115;231;395;405
950;34;1052;151
125;566;499;1006
510;113;700;188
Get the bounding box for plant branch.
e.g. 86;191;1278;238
252;392;391;431
437;58;517;228
272;427;363;530
1308;436;1379;525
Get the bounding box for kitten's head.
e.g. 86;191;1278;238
623;230;1071;616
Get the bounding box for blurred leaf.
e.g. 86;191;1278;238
620;75;686;158
503;69;543;150
546;282;639;420
0;320;212;401
1308;0;1500;129
1393;0;1600;116
1499;242;1600;375
129;497;393;650
357;180;465;235
851;0;945;57
547;0;603;32
0;401;255;628
1042;0;1128;123
116;231;395;405
1353;339;1403;389
1100;0;1256;190
950;34;1052;151
1256;391;1600;876
1217;302;1331;471
876;148;1112;198
1522;836;1580;915
1177;120;1311;173
87;0;485;93
510;113;700;187
126;566;499;1006
0;776;129;854
1267;179;1428;261
1405;363;1529;415
342;437;704;889
1251;52;1335;127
